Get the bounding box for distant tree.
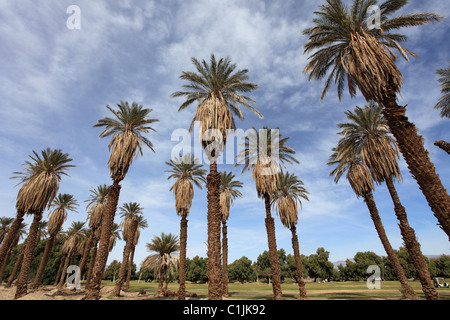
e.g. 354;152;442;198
228;257;254;284
306;248;334;282
185;256;208;283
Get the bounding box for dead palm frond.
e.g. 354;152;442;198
94;101;159;182
47;193;78;236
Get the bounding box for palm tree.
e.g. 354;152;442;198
56;221;86;289
0;222;27;284
0;217;14;245
328;150;417;299
165;153;206;300
219;171;243;297
6;221;47;288
336;102;439;300
125;215;148;290
237;127;299;300
171;54;262;300
303;0;449;238
434;64;450;118
32;193;78;289
272;171;309;299
112;202;144;296
142;233;180;297
10;148;74;299
85;101;158;300
82;184;110;285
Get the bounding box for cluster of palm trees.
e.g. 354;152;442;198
0;0;448;301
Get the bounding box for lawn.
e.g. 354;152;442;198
101;279;450;300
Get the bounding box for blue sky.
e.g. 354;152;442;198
0;0;448;269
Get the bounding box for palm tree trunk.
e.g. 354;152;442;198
222;219;229;298
381;92;450;239
86;240;98;286
125;245;135;290
6;243;27;288
113;219;138;296
290;225;307;299
84;180;121;300
206;160;222;300
54;256;65;286
363;192;417;300
0;210;25;265
77;232;93;279
385;177;439;300
14;211;43;299
434;140;450;155
0;246;13;284
57;252;72;289
264;193;283;300
177;214;188;300
31;234;56;289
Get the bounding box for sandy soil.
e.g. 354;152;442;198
0;284;156;300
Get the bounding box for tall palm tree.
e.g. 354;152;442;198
0;217;15;245
6;221;47;288
219;171;243;297
10;148;74;299
125;215;148;290
165;153;206;300
434;64;450;119
142;233;180;297
112;202;144;296
303;0;449;237
328;150;417;299
171;54;262;300
56;221;86;289
336;102;439;299
237;127;299;300
85;101;158;300
81;184;110;285
0;222;27;284
32;193;78;289
272;171;309;299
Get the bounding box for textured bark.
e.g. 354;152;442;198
53;257;65;286
206;160;222;300
31;235;56;289
112;219;138;296
434;140;450;155
15;211;43;299
363;192;417;300
0;210;25;265
385;177;439;300
86;239;98;285
178;215;188;300
57;252;72;289
125;245;135;290
6;243;26;288
83;181;121;300
381;91;450;239
222;220;229;298
77;233;93;279
0;245;14;284
290;225;307;299
264;193;283;300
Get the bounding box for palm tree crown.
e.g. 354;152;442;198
435;64;450;118
119;202;144;242
336;102;401;183
12;148;74;214
94;101;159;182
272;171;310;228
219;171;243;221
47;193;79;236
303;0;442;102
171;54;262;150
165;153;207;216
85;184;110;230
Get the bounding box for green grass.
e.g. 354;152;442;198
100;279;450;300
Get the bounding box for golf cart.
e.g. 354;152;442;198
433;277;450;288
